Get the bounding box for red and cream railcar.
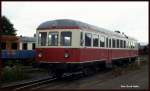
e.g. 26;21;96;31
35;19;138;77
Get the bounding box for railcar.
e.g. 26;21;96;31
35;19;138;77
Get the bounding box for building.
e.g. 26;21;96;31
19;36;36;50
0;35;36;50
0;35;20;50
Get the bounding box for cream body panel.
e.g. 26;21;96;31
36;29;81;48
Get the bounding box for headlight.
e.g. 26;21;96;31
64;53;69;58
38;53;42;58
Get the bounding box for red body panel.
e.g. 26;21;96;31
36;48;80;63
36;48;138;63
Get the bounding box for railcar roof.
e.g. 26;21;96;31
37;19;136;41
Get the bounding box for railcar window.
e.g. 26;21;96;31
131;42;133;48
11;43;17;50
100;36;105;47
85;33;92;47
48;32;58;46
38;32;47;46
109;38;111;48
1;42;6;50
60;31;72;46
120;40;123;48
117;39;119;48
112;39;116;48
23;43;27;50
133;42;135;48
126;41;128;48
93;34;99;47
131;41;135;48
124;41;126;48
127;41;130;48
80;32;84;46
134;42;136;48
129;42;131;48
135;42;137;49
122;40;124;48
106;38;108;48
127;41;129;48
130;42;133;48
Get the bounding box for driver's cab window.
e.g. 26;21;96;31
38;32;47;46
48;32;58;46
60;31;72;46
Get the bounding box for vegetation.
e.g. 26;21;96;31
22;58;35;66
0;65;29;83
99;56;147;77
3;59;35;67
112;63;141;77
138;55;148;65
1;16;17;35
112;55;147;77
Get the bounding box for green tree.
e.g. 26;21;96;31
1;16;17;35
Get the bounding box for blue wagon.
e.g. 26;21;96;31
1;50;35;60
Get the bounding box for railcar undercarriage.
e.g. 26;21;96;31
35;57;138;78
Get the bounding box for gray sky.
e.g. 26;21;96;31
2;1;148;43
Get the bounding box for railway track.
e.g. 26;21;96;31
30;69;112;90
0;67;120;90
0;77;56;90
0;72;82;90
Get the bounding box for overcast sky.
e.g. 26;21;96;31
2;1;148;43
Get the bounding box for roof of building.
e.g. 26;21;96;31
37;19;136;41
0;35;19;41
19;36;36;43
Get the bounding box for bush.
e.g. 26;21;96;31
112;66;125;77
112;62;141;77
3;60;14;67
22;59;35;66
1;66;15;82
0;65;28;83
138;55;148;66
127;63;141;70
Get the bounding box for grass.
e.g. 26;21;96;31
0;59;37;83
0;64;29;83
112;55;148;77
138;55;148;66
0;63;46;84
112;63;141;77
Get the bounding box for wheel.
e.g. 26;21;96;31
131;58;136;63
99;62;106;70
54;72;63;79
48;69;55;77
83;67;94;76
82;68;89;76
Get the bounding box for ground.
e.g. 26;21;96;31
42;63;148;90
1;55;148;90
